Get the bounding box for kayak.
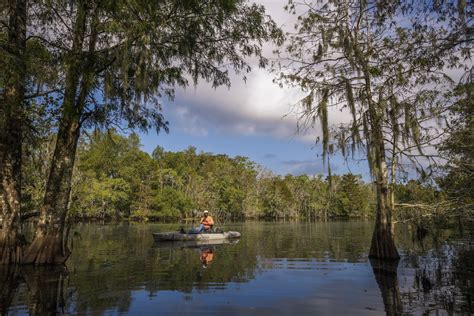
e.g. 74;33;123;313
152;231;241;242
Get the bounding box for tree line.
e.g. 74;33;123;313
26;129;379;221
24;129;449;222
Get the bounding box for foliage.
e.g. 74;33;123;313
26;0;283;133
437;81;474;211
63;130;383;221
332;174;372;217
17;128;446;222
394;180;442;205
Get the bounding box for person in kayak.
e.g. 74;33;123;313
190;210;214;233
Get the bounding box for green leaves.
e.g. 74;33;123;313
437;82;474;207
64;129;382;220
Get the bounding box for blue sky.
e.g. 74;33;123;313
138;78;370;178
137;1;371;178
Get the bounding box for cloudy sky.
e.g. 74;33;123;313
139;0;369;178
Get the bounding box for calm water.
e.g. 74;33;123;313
1;221;473;315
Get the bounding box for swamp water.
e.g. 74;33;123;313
1;221;473;315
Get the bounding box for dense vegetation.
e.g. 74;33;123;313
437;81;474;213
72;130;376;221
21;129;451;222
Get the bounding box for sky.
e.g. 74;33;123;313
138;0;370;178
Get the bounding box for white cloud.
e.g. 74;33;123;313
282;159;336;176
170;67;353;144
170;68;307;138
164;1;353;144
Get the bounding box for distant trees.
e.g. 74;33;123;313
56;130;379;221
277;0;472;259
333;174;372;218
15;128;444;222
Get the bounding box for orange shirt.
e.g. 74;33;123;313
200;216;214;229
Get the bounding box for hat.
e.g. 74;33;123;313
203;210;209;214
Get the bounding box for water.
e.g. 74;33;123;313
1;221;473;315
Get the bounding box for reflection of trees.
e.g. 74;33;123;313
0;265;68;315
65;223;260;313
239;221;374;262
22;266;69;315
3;222;472;314
370;259;403;316
0;265;20;315
401;226;474;315
452;247;474;314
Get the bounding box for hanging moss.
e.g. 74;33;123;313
362;112;376;177
339;129;347;158
389;96;400;147
345;78;360;145
318;88;329;161
302;91;314;113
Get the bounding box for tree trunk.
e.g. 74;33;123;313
390;140;397;212
21;265;68;315
22;95;83;264
390;152;397;236
364;70;399;260
23;0;94;265
0;0;27;265
368;116;399;260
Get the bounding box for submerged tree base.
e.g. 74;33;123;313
369;225;400;260
0;231;26;265
0;264;21;314
22;231;70;265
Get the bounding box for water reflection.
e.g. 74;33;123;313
1;265;68;315
199;247;214;268
369;259;402;316
152;238;239;269
0;265;19;315
0;221;472;315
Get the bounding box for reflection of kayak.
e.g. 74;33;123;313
152;231;241;242
152;239;240;248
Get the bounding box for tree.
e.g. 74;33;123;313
0;0;27;264
20;0;281;264
277;0;472;259
335;174;371;217
437;79;474;213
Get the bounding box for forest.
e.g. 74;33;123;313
0;0;472;265
23;129;447;222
